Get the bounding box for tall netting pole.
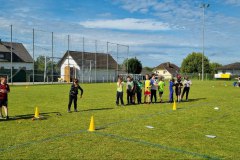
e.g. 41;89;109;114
82;37;84;83
116;44;119;77
95;40;97;83
51;32;54;83
127;45;129;74
107;42;109;83
10;25;13;84
32;28;35;84
67;35;70;83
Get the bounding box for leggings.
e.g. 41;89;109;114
127;90;132;104
68;95;77;110
116;91;124;105
151;90;157;103
182;87;190;100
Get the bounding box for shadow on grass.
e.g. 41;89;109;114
186;98;207;102
0;112;61;122
80;108;114;112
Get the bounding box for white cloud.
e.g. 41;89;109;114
224;0;240;6
115;0;158;13
79;18;171;31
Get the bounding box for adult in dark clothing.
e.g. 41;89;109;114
68;79;83;112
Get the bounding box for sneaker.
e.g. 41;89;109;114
74;109;78;112
67;110;71;113
6;116;9;120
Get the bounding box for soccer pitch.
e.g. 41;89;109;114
0;80;239;159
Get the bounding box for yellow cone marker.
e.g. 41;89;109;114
88;116;95;132
173;101;177;110
34;107;40;118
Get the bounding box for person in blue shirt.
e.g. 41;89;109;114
168;78;175;103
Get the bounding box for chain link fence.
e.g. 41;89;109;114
0;25;129;83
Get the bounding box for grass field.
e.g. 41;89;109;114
0;80;239;159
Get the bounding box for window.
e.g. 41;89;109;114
0;53;4;59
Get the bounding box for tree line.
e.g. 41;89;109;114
34;52;222;75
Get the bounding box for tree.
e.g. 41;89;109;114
124;57;142;74
34;55;58;74
181;52;211;73
143;66;154;72
209;62;222;74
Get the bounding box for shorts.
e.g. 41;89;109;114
144;91;151;96
0;99;8;107
159;91;163;94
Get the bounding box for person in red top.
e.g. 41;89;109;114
0;77;10;120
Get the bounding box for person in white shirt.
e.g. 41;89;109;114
181;76;192;101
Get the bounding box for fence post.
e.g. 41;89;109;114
107;42;109;83
51;32;54;83
32;28;35;84
95;40;97;83
82;37;84;83
10;25;13;84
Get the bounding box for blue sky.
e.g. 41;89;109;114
0;0;240;67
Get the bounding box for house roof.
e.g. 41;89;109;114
0;41;33;63
59;51;118;69
141;68;154;75
217;62;240;70
154;62;180;75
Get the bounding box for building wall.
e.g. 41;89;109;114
217;70;240;75
60;55;117;82
154;69;172;79
0;62;33;70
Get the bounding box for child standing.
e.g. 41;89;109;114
126;76;133;105
68;79;83;112
175;75;183;102
136;79;143;104
116;77;124;106
168;78;174;103
0;77;10;120
150;74;158;103
144;74;151;104
181;76;192;101
158;76;165;103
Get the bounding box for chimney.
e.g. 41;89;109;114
167;62;170;68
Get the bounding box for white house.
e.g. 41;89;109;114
0;40;33;81
0;41;33;70
58;51;118;82
214;62;240;79
153;62;180;79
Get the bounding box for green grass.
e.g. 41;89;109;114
0;80;239;159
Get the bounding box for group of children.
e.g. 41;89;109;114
169;75;192;103
0;74;192;119
116;74;192;106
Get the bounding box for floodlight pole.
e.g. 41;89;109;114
201;3;209;81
